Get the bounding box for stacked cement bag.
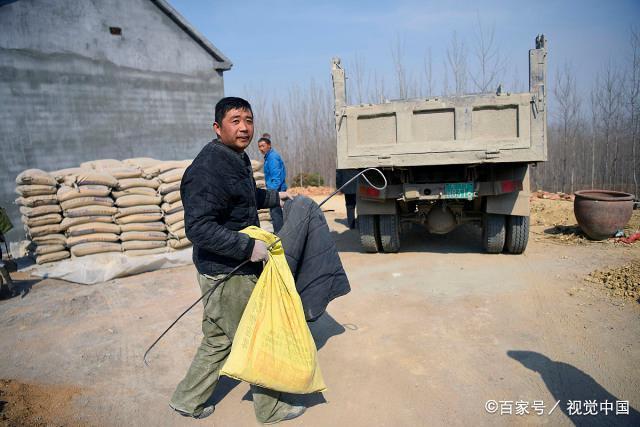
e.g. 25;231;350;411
15;169;68;264
112;168;166;257
56;170;120;258
251;160;272;226
153;161;192;251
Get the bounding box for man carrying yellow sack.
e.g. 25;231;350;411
169;97;303;423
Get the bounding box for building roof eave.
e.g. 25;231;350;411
149;0;232;71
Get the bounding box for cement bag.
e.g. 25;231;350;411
36;250;70;264
167;237;191;249
66;233;119;247
34;244;66;256
21;213;62;228
64;205;117;218
32;233;66;245
57;185;111;202
112;187;158;198
163;190;181;204
143;160;191;177
158;168;185;184
251;159;262;172
16;184;57;197
60;196;114;211
123;157;161;168
73;171;118;187
158;181;181;195
15;194;58;207
220;226;326;394
122;240;166;251
81;159;123;170
67;222;121;237
124;247;167;257
50;167;85;183
115;213;163;224
114;205;162;218
117;178;160;190
20;204;61;218
120;231;166;241
169;227;186;240
115;194;162;208
60;215;113;231
167;220;184;233
28;223;63;237
101;167;142;179
71;242;121;257
161;200;183;214
119;222;166;232
16;169;57;186
164;210;184;226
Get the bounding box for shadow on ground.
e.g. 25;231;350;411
332;222;485;254
508;350;640;426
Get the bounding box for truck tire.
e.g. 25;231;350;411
379;214;400;253
505;215;529;254
483;214;506;254
359;214;381;253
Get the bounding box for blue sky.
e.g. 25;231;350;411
172;0;640;99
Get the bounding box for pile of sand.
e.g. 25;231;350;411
585;260;640;302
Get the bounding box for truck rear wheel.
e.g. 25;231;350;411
483;214;506;254
359;214;381;253
379;214;400;253
505;215;529;254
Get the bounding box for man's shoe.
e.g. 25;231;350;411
263;405;306;425
169;403;215;419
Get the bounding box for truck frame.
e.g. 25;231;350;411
331;35;548;254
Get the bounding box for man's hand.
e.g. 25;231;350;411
250;240;269;262
279;191;293;208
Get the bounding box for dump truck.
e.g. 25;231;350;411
331;35;547;254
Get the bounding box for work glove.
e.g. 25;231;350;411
250;239;269;262
279;191;293;208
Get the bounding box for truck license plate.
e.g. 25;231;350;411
444;182;475;200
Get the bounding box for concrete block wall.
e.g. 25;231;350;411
0;0;228;242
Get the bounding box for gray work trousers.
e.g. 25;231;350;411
170;273;296;422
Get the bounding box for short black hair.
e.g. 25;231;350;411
214;97;252;124
258;137;271;145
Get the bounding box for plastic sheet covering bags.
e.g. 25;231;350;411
220;226;326;394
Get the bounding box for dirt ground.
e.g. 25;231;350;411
1;192;639;426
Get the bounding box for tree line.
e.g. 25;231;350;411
242;25;638;198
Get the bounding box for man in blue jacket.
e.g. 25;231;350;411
258;135;288;233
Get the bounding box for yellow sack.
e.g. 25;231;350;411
220;226;326;394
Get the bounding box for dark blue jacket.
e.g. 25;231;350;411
181;140;279;276
280;196;351;321
264;149;288;192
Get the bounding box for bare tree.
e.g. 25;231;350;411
593;62;624;189
470;17;505;93
423;47;434;97
391;35;408;99
446;31;468;95
553;63;582;193
349;53;368;105
628;27;640;197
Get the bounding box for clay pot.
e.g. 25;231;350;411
573;190;634;240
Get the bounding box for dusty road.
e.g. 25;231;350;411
1;195;639;426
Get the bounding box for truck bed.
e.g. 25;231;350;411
331;41;547;169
